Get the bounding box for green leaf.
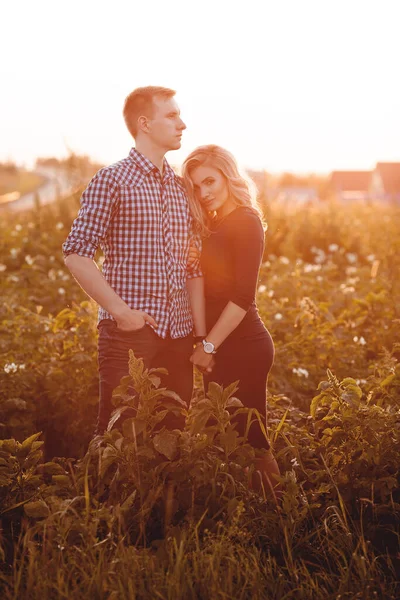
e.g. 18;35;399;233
153;431;179;460
42;462;66;476
24;500;50;518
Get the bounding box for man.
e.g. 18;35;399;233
63;86;206;434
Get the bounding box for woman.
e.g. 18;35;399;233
182;145;281;499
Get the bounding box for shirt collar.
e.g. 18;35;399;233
129;147;175;182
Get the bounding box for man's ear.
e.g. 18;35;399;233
137;115;149;133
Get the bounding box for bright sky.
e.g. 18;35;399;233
1;0;399;174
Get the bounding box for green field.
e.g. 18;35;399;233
0;190;399;599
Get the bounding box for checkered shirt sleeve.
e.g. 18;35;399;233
62;168;119;259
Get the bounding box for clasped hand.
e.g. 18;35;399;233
190;343;215;373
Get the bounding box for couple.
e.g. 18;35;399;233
63;86;280;495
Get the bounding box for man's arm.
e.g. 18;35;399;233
186;276;207;337
63;168;157;331
65;254;157;330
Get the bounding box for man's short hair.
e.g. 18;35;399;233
123;86;176;138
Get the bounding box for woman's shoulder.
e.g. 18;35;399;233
228;206;264;230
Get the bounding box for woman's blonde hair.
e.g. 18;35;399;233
182;144;266;237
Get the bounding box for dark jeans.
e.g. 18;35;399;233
96;319;193;435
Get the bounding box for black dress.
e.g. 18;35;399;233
201;206;275;450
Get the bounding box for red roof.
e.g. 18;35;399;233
330;171;372;192
375;163;400;194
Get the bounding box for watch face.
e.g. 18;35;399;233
203;341;214;354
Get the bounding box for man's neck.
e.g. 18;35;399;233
134;139;166;174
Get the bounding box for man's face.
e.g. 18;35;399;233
146;96;186;152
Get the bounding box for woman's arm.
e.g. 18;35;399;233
191;210;264;370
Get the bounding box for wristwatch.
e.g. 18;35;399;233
202;339;217;354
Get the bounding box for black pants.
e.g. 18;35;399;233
204;305;275;450
96;320;193;435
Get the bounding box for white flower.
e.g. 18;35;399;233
346;253;358;264
340;285;355;294
366;254;375;262
314;251;326;264
10;248;20;258
316;276;323;282
347;277;359;285
4;363;18;374
19;364;26;370
356;379;367;385
346;266;357;275
262;261;271;268
279;256;290;265
292;367;309;378
268;290;275;298
0;264;6;272
28;222;35;229
359;336;366;346
290;457;300;467
56;222;64;230
258;285;267;293
15;224;22;232
25;255;34;266
8;275;19;283
58;287;66;295
268;254;276;261
328;243;339;252
274;313;283;320
48;269;57;281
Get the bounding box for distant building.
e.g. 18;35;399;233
329;171;372;202
370;162;400;204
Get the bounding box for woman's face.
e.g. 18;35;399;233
190;165;236;218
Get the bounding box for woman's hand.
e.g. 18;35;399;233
190;344;215;373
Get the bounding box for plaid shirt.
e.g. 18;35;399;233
62;148;202;339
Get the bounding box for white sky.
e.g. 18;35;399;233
1;0;399;173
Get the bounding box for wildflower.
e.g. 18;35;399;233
19;364;26;370
328;243;339;252
340;285;355;294
346;253;358;264
290;457;300;467
314;250;326;264
292;367;309;378
356;379;367;385
268;254;276;261
346;266;357;275
25;255;34;266
48;269;57;281
0;263;6;272
274;313;283;320
56;222;64;230
347;277;359;285
267;290;274;298
316;276;323;282
8;275;19;283
4;363;18;374
262;261;271;268
258;285;267;293
10;248;20;258
279;256;290;265
359;336;366;346
366;254;375;262
28;222;35;229
15;224;22;232
58;287;66;295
